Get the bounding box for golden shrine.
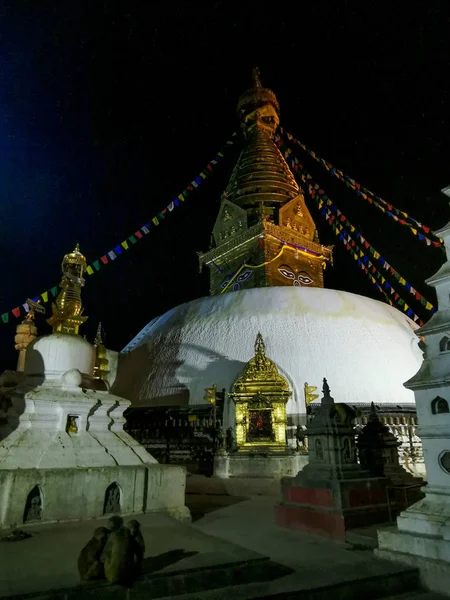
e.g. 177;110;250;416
230;332;291;452
198;68;333;295
47;244;88;335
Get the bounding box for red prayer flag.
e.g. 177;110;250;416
12;307;21;318
100;255;108;265
135;231;143;239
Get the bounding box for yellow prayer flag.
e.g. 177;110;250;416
121;241;129;250
152;217;159;226
350;226;355;232
200;172;207;179
41;291;48;303
411;228;418;235
373;251;380;259
178;194;184;202
86;265;94;275
218;152;224;157
426;302;433;310
404;304;409;311
399;277;406;285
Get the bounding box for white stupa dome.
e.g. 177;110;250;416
113;287;423;418
25;333;95;383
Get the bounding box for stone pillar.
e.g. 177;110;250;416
276;379;390;540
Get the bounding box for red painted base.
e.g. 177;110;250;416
276;477;390;541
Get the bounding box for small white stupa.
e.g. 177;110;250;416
0;245;189;529
376;190;450;595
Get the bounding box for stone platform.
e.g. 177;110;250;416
213;451;308;479
0;495;441;600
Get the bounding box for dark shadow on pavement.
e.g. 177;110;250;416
185;494;248;522
143;549;199;574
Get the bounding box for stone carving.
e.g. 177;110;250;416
103;483;121;515
315;439;323;460
23;485;42;523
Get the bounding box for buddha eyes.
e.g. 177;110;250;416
278;265;313;286
278;266;295;280
237;270;252;283
297;274;313;285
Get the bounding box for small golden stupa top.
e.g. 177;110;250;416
47;243;88;336
231;332;291;395
236;67;280;131
93;322;109;381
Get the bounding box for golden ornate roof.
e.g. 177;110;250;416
224;125;300;211
231;332;291;398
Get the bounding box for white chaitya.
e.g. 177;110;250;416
376;192;450;595
114;286;423;419
0;332;189;528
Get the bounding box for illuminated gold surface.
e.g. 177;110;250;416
93;322;109;381
47;244;88;336
203;384;217;405
200;69;333;295
230;333;291;451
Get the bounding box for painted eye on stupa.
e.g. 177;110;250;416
221;276;232;289
237;270;252;283
278;265;295;280
297;273;313;285
232;283;241;291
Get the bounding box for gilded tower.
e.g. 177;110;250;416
47;244;88;335
198;69;332;295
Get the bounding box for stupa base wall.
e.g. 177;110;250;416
276;476;390;541
0;463;190;529
376;534;450;597
213;452;308;479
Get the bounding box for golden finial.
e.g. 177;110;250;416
94;322;103;346
74;242;80;252
252;66;262;88
255;332;266;356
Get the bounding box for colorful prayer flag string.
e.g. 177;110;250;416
0;134;237;326
287;154;434;324
280;129;443;249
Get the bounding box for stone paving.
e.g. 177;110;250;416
0;481;445;599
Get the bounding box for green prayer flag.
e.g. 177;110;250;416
1;313;8;324
93;260;100;271
128;235;137;244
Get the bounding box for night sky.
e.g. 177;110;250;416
1;2;449;371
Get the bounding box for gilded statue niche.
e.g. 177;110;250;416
212;199;248;247
229;333;291;451
279;194;316;241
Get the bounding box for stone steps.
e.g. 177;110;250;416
4;557;291;600
11;563;429;600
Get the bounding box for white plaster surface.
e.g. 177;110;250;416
115;287;423;414
0;463;188;528
25;333;95;384
0;333;189;528
214;452;309;479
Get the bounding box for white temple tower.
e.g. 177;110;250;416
376;187;450;595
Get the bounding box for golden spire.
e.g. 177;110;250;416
93;322;109;381
47;244;88;335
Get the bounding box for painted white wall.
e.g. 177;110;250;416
115;287;423;415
